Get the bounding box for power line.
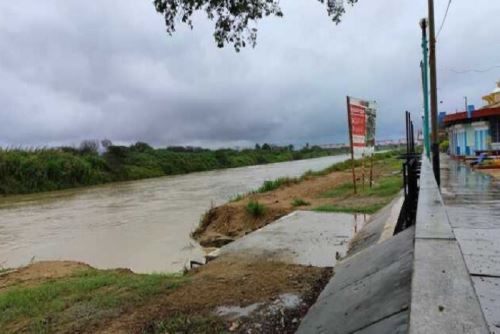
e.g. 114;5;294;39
437;0;452;38
439;64;500;74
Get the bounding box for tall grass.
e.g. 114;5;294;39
0;144;339;196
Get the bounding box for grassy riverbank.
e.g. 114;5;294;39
0;260;330;333
0;143;346;196
193;151;403;247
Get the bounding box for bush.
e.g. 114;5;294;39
0;143;339;195
246;200;266;217
291;198;310;207
440;140;449;153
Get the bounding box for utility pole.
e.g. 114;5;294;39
420;18;431;158
428;0;440;186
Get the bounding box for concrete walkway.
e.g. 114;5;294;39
440;155;500;333
298;155;498;334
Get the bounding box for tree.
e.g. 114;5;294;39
79;140;99;154
255;143;261;150
132;142;153;152
153;0;358;51
101;139;112;149
262;143;271;150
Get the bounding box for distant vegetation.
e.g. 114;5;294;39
0;141;347;196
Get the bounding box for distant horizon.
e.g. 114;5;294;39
0;135;408;151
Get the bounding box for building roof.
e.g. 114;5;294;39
443;106;500;127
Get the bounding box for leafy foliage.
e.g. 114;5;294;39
0;144;338;195
153;0;358;51
439;140;449;153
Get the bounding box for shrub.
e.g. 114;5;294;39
440;140;449;153
246;200;266;217
291;198;310;207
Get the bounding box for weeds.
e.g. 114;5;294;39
246;200;266;217
149;314;226;334
313;203;385;214
291;198;310;207
0;269;187;331
258;177;298;193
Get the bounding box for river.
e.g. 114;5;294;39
0;154;350;273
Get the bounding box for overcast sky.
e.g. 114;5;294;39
0;1;499;148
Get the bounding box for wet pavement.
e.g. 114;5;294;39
440;155;500;333
217;211;370;267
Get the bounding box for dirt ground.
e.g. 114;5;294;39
1;259;331;334
194;165;394;247
0;261;91;292
106;255;331;333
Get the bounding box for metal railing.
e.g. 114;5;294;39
395;111;421;234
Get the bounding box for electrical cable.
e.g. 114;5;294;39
439;64;500;74
437;0;452;38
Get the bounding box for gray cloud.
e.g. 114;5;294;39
1;0;499;148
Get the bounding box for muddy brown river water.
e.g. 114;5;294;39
0;155;350;273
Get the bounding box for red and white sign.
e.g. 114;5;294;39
347;96;377;154
349;102;367;147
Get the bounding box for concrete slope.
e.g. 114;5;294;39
217;211;366;267
297;226;415;334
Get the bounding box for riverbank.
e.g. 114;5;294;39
0;258;330;333
0;144;344;196
193;151;402;247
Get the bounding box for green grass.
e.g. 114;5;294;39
313;203;386;214
257;177;298;193
304;150;402;178
0;268;10;275
320;182;356;198
149;314;226;334
226;151;403;206
246;200;266;217
321;176;402;199
291;198;310;207
0;269;186;332
230;193;247;202
314;154;403;215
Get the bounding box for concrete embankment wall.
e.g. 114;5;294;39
297;195;412;334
